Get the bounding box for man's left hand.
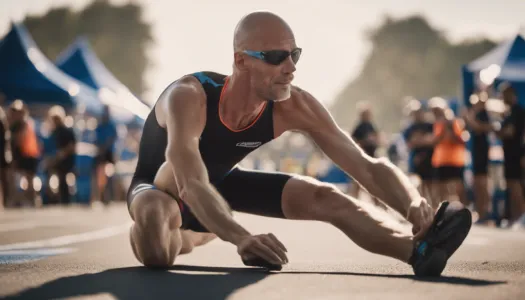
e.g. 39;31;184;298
407;198;435;240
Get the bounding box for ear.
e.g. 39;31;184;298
234;52;248;72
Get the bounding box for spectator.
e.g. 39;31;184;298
8;100;40;206
45;106;76;204
94;105;117;204
463;92;492;223
403;100;435;201
0;93;10;208
495;83;525;227
349;102;383;208
429;97;468;208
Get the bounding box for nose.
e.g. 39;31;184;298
281;54;296;74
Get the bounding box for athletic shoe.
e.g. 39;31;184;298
409;201;472;277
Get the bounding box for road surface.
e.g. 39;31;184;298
0;202;524;300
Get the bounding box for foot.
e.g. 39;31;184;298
409;201;472;277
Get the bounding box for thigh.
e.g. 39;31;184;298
214;167;292;218
127;180;183;223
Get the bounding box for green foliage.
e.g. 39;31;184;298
23;0;153;97
331;15;497;132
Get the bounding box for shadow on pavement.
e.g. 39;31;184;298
2;264;506;299
1;266;270;300
173;264;507;286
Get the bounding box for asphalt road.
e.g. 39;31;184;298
0;202;524;300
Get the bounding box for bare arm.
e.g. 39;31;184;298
464;110;492;134
161;78;250;246
287;89;422;218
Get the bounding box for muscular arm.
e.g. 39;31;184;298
287;89;422;217
161;78;250;245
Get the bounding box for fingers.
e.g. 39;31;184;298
262;234;288;263
268;233;287;252
250;240;283;265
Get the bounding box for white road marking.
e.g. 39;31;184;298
0;247;76;255
0;221;132;251
0;247;77;265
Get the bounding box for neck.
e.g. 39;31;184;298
220;73;267;130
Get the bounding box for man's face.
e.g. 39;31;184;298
361;110;372;122
432;107;445;119
235;28;299;102
411;109;424;122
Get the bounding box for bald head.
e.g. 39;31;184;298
234;11;295;51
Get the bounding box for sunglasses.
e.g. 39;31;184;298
243;48;302;65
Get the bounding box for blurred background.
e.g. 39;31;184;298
1;0;525;230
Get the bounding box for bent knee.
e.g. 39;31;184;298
131;222;181;269
131;190;182;230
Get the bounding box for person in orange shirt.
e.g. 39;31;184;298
429;98;468;209
8;100;41;206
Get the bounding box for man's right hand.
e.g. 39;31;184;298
236;233;288;266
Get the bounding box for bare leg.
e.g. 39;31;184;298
282;176;414;263
421;180;438;209
453;179;468;207
180;230;217;254
434;181;448;208
130;161;217;263
129;189;184;267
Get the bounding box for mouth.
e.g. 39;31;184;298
276;76;294;85
276;81;292;85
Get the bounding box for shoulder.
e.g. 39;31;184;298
275;86;323;119
274;86;338;133
156;75;208;123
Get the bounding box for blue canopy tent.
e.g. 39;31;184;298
0;23;103;117
462;34;525;107
56;37;150;123
460;35;525;225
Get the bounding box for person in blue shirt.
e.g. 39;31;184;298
94;105;118;204
403;100;435;200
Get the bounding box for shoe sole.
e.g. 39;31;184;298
413;248;448;277
435;207;473;259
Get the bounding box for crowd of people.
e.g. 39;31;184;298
2;81;525;232
347;83;525;229
0;96;125;209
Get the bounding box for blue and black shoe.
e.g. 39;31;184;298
409;201;472;277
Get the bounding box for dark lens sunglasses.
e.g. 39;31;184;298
243;48;302;65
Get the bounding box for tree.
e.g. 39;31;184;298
23;0;153;97
330;15;497;133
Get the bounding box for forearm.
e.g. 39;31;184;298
183;180;250;245
315;131;420;217
360;157;421;217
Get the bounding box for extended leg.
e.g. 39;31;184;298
281;175;414;263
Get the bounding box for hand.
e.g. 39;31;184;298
407;198;435;240
237;233;288;266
